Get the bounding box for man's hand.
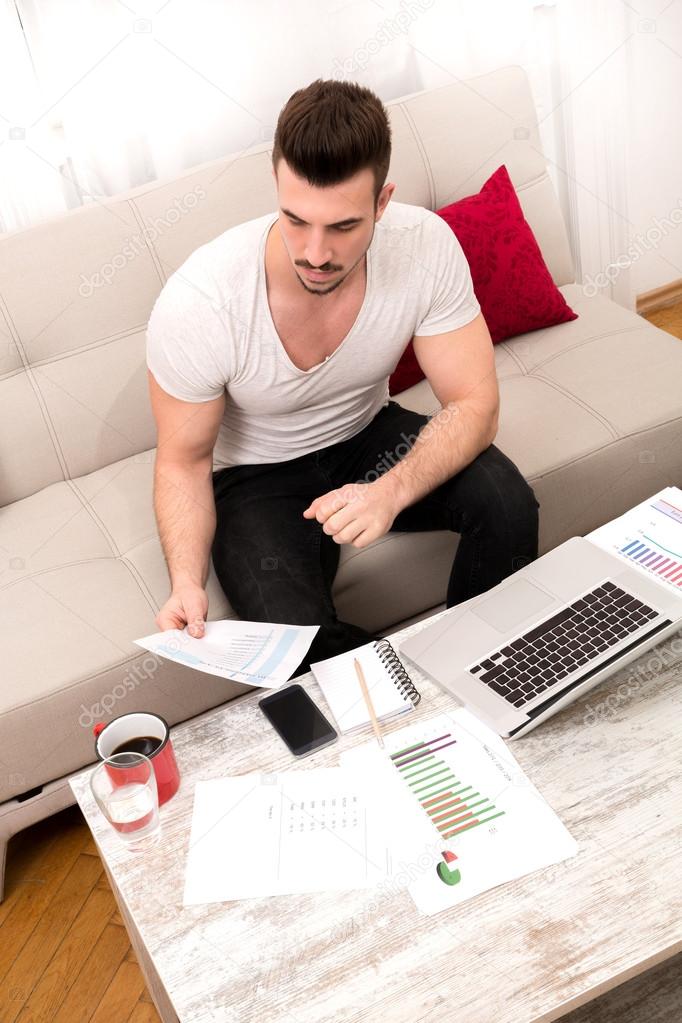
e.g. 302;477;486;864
303;478;405;549
156;582;209;638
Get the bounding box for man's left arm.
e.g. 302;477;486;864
303;312;500;547
381;311;499;507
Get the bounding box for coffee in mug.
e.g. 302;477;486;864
94;712;180;805
111;736;162;758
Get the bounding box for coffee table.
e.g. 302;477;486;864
69;610;682;1023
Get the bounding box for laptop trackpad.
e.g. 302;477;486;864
470;578;555;633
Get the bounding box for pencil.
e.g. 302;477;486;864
354;657;384;748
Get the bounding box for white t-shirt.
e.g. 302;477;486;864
146;200;480;469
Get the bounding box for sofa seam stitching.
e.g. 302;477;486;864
118;553;160;613
65;478;122;557
498;343;528;373
0;293;70;483
30;362;142;463
127;198;167;287
399;103;436;209
527;414;682;478
0;554;128;593
528;325;645;373
514;170;555;193
0;543;159;616
0;366;27;384
525;373;621;438
27;323;149;369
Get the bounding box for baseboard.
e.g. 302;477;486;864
637;278;682;316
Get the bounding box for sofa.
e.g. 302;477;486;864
1;63;681;899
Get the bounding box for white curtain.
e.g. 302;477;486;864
0;0;635;304
544;0;635;307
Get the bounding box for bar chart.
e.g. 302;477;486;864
620;535;682;587
389;730;505;840
342;709;578;915
586;488;682;593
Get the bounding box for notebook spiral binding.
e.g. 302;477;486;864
374;639;421;707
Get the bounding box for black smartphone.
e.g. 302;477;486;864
259;684;338;757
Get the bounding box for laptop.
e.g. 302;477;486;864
399;535;682;739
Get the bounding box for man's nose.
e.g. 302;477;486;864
304;234;332;269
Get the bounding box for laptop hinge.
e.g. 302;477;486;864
507;618;674;738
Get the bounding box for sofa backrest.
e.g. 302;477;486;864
0;64;574;507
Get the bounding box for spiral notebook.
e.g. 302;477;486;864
310;639;421;734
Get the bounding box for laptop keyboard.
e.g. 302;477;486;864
468;580;659;709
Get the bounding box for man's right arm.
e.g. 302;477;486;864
148;369;226;637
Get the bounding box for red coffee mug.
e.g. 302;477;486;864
93;712;180;805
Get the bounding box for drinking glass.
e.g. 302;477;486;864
90;752;160;847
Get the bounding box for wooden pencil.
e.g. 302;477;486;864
354;657;385;748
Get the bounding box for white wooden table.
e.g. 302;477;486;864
69;611;682;1023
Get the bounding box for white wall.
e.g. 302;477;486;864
628;1;682;297
3;0;680;303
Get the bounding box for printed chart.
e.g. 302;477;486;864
389;729;505;841
342;709;578;915
284;792;361;835
183;768;393;905
135;619;318;687
587;487;682;592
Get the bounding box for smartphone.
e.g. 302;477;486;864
259;684;338;757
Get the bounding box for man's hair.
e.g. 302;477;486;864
272;79;392;206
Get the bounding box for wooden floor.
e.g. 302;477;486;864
0;805;161;1023
642;299;682;337
1;301;681;1023
2;805;681;1023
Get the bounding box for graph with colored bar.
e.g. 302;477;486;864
389;731;505;841
587;487;682;593
619;533;682;587
341;709;579;916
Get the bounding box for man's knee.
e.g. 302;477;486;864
443;447;539;530
213;551;333;626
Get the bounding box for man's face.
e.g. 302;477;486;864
272;159;394;296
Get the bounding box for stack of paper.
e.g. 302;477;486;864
182;709;578;915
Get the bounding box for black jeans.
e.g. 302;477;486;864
211;401;540;673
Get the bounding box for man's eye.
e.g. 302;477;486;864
287;219;354;232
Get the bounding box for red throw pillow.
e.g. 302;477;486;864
388;164;577;394
436;164;577;344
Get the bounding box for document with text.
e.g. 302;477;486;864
183;767;394;905
135;619;318;688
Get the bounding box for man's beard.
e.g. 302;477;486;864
294;246;369;297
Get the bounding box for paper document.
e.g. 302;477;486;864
183;768;394;905
135;619;318;688
341;709;578;915
586;486;682;594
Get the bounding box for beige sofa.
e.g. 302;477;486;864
1;64;681;898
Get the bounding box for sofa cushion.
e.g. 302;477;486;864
398;283;682;549
0;452;455;803
2;284;682;803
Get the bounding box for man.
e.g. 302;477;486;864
146;78;539;671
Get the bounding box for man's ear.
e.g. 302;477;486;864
375;181;396;221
